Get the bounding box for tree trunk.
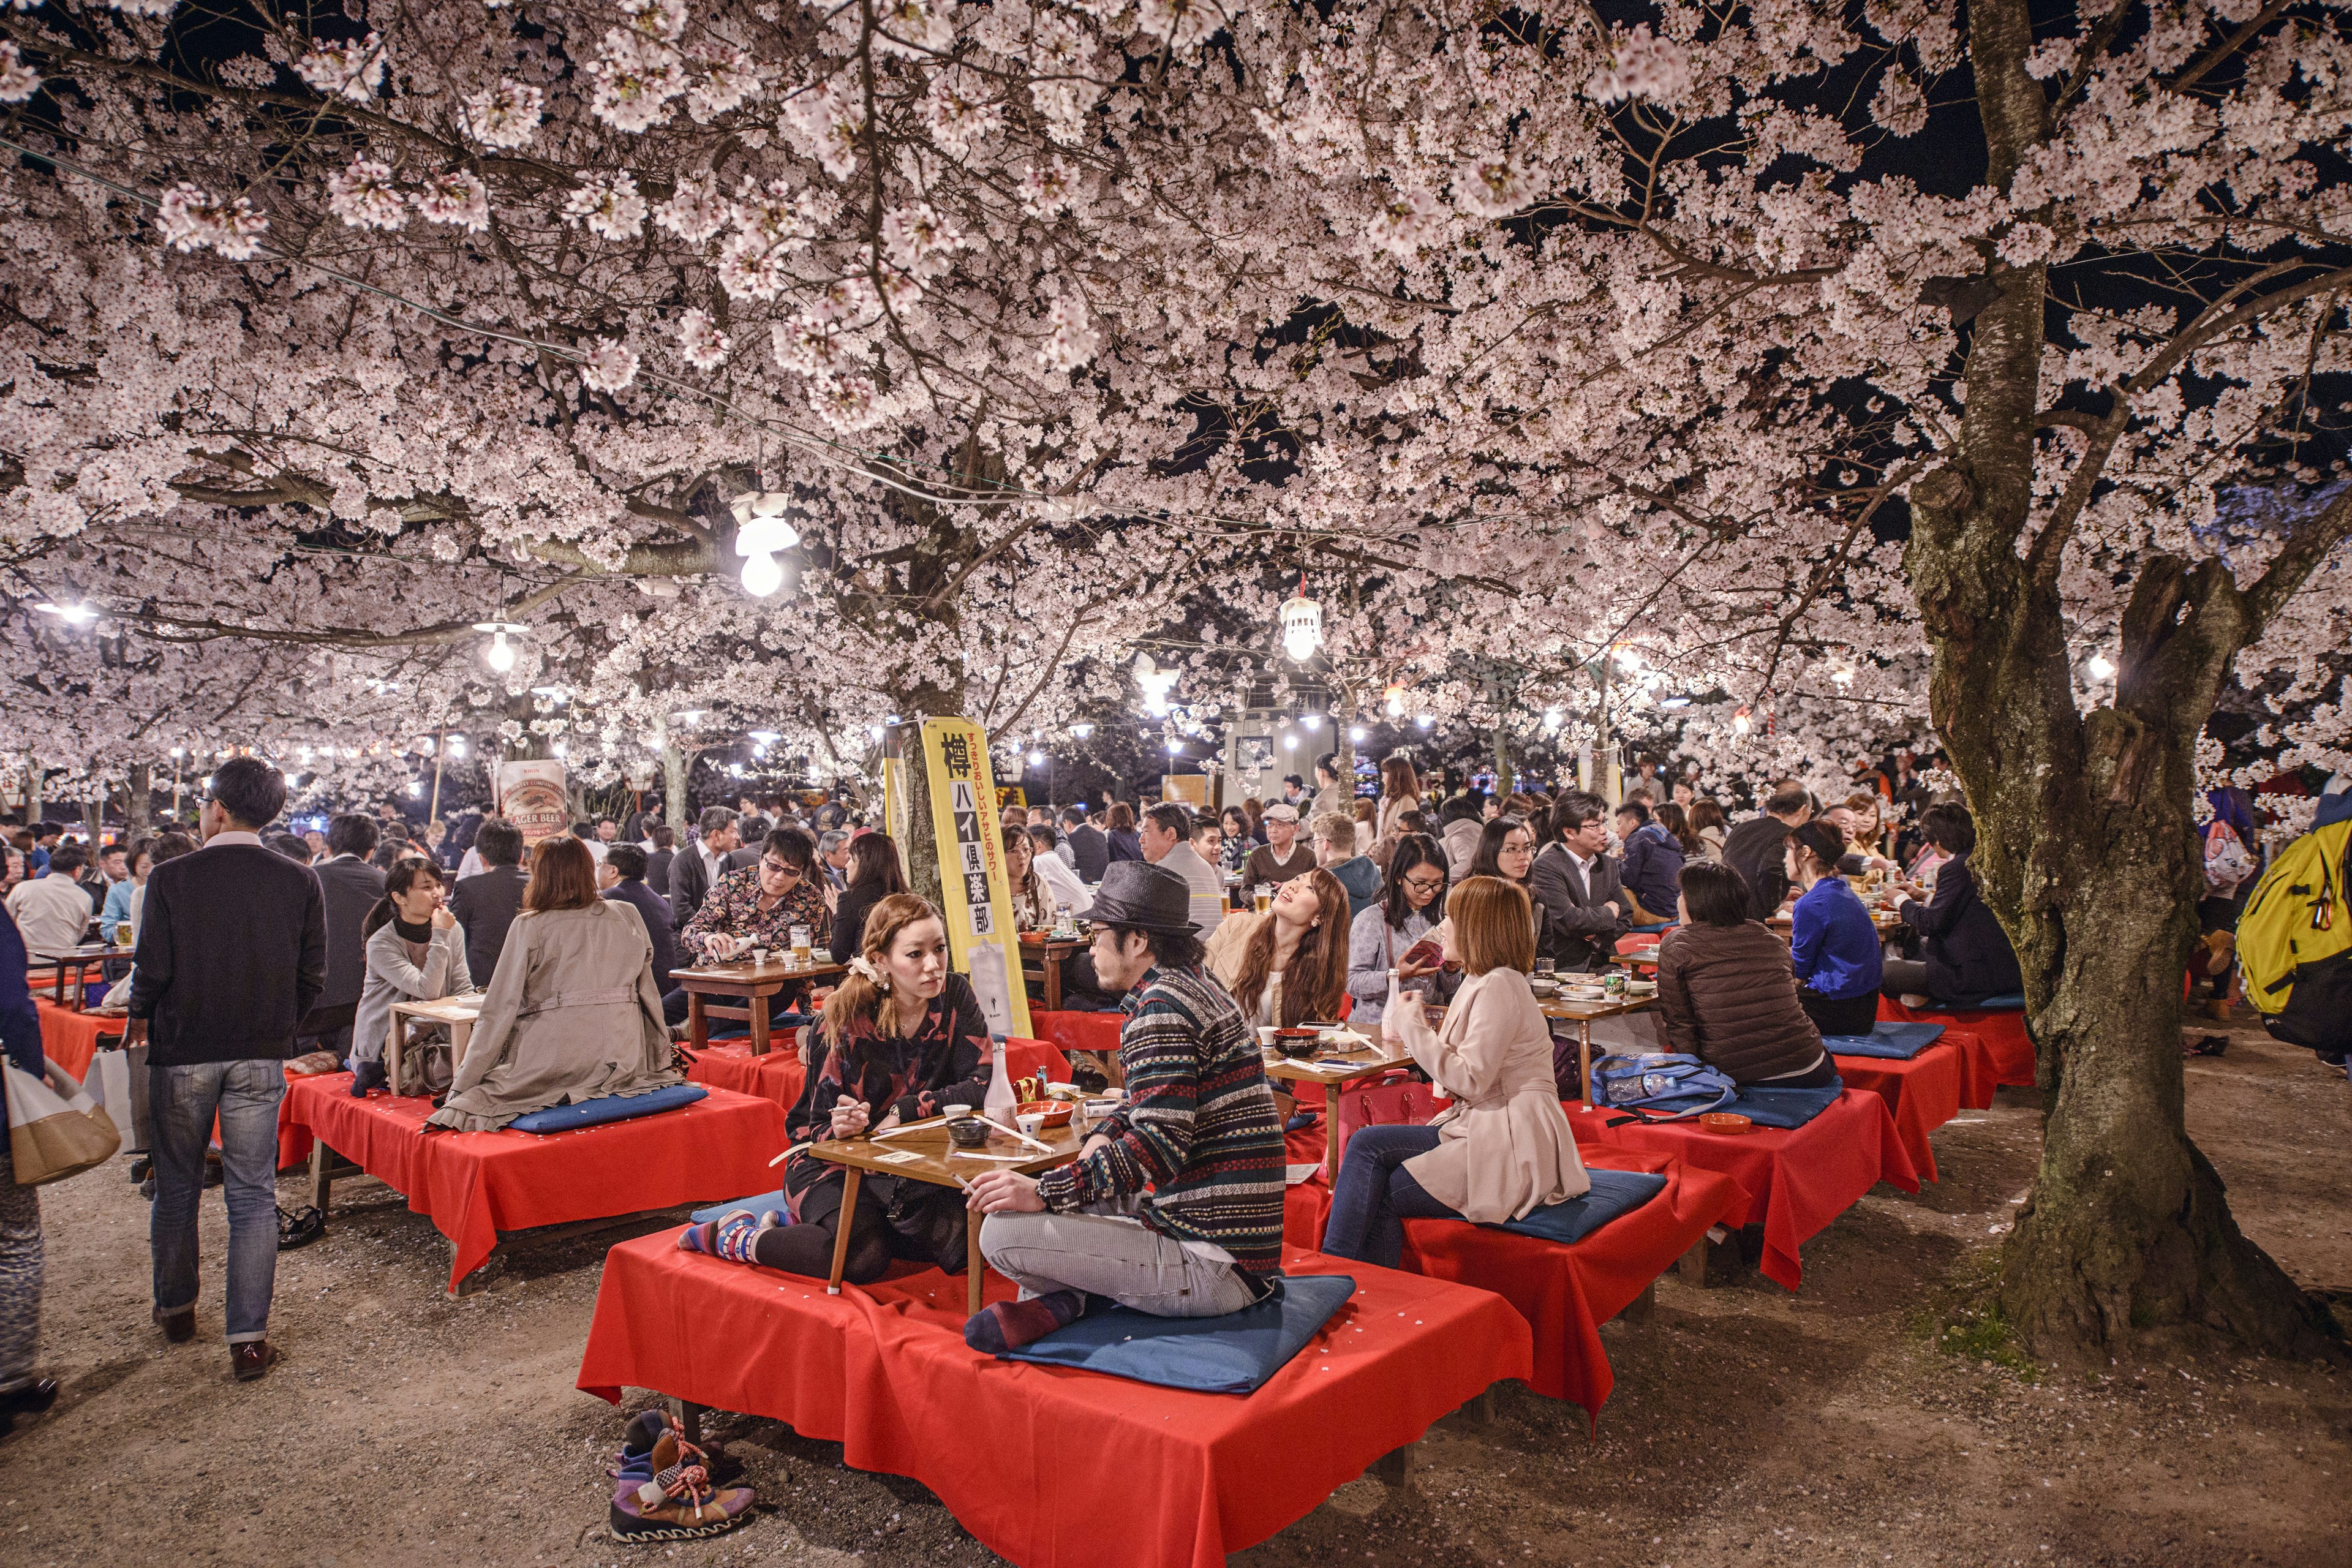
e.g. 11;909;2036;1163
1903;0;2337;1363
1490;722;1513;800
25;757;40;824
123;763;152;838
662;744;689;830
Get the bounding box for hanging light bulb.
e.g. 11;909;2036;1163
1414;714;1434;729
1133;654;1178;716
1071;722;1096;739
1300;714;1322;732
473;620;527;673
1166;737;1183;756
732;491;801;598
1384;684;1406;717
1349;726;1366;743
1733;706;1752;735
1028;749;1046;766
2086;653;2116;680
1278;575;1322;662
1542;707;1563;733
447;736;468;758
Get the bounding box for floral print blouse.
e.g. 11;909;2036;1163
679;864;831;957
782;973;993;1196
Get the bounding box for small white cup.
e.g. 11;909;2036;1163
750;947;769;965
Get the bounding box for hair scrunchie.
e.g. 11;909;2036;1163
847;954;884;989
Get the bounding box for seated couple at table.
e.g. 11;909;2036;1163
668;827;832;1025
681;862;1287;1354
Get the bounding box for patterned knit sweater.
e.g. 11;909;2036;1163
1032;962;1286;1283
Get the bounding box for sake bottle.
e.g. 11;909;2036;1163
984;1036;1019;1127
1382;968;1404;1046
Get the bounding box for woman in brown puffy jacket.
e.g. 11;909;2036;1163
1653;861;1836;1087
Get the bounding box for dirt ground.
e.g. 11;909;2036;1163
5;1014;2348;1568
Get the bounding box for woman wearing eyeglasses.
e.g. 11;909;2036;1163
679;826;832;963
1346;833;1457;1028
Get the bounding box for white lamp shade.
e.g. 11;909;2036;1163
1278;592;1321;662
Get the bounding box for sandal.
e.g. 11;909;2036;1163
276;1205;326;1250
608;1409;754;1541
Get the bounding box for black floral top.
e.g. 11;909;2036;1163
680;865;831;956
782;973;993;1196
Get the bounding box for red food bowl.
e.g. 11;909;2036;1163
1017;1100;1074;1128
1698;1112;1754;1135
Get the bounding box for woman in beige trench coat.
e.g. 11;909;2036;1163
426;837;680;1132
1316;875;1586;1266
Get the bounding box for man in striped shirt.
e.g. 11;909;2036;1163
964;862;1284;1352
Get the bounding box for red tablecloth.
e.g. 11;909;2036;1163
35;999;121;1082
284;1076;790;1290
683;1038;1071;1114
577;1235;1531;1568
1877;998;2032;1101
1566;1088;1917;1291
1831;1041;1965;1182
1027;1009;1123;1058
1398;1150;1742;1420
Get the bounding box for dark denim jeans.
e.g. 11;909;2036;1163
149;1060;285;1343
1319;1124;1461;1268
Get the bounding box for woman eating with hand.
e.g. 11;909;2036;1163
1319;876;1588;1267
1346;833;1455;1028
1204;865;1351;1026
679;893;993;1286
347;858;473;1096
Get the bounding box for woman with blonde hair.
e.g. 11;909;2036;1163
427;835;678;1130
1320;876;1588;1265
682;892;993;1282
1204;866;1352;1026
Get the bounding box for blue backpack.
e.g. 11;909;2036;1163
1589;1053;1738;1122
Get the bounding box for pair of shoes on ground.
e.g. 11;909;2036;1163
151;1305;277;1381
675;1209;783;1264
609;1409;755;1540
2184;1033;2230;1058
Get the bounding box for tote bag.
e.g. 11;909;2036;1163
5;1058;123;1185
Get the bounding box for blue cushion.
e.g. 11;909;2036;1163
689;1190;793;1224
1825;1022;1947;1060
1942;992;2025;1012
998;1273;1356;1395
506;1083;707;1134
1632;1080;1844;1129
1490;1169;1667;1243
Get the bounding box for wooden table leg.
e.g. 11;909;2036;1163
826;1167;862;1296
967;1212;985;1315
308;1137;334;1212
1325;1089;1344;1183
1577;1022;1593;1104
748;992;771;1057
688;990;709;1051
1044;953;1062;1012
386;1017;405;1101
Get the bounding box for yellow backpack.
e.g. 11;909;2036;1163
2236;817;2352;1058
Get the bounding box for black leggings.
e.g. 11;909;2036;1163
761;1172;965;1286
1798;987;1880;1038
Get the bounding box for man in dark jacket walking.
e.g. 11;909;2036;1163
304;813;385;1059
1721;786;1812;921
1060;805;1110;884
127;758;325;1382
449;817;528;984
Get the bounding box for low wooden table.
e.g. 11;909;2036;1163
387;994;481;1095
804;1117;1084;1313
1263;1042;1415;1182
1016;932;1087;1009
48;943;127;1009
1539;995;1659;1101
672;956;846;1055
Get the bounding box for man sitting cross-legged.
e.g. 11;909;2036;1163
961;861;1285;1352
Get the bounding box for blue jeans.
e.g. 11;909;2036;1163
150;1060;285;1343
1319;1124;1461;1269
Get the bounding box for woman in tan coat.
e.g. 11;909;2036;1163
426;835;681;1131
1317;876;1588;1267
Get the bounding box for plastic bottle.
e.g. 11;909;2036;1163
984;1036;1019;1127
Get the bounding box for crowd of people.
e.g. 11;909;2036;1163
1;741;2253;1427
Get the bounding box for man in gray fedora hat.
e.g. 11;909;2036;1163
962;861;1284;1352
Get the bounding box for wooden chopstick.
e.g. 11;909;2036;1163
870;1115;951;1139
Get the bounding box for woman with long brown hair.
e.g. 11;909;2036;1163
426;835;678;1129
1002;823;1052;930
681;892;993;1284
1203;866;1351;1025
1374;756;1421;845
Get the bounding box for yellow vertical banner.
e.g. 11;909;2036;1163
918;718;1033;1041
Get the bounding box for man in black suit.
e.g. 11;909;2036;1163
449;817;528;984
1528;791;1629;972
127;757;325;1383
667;807;739;932
1721;785;1812;921
600;843;680;993
1060;804;1110;883
303;813;386;1060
